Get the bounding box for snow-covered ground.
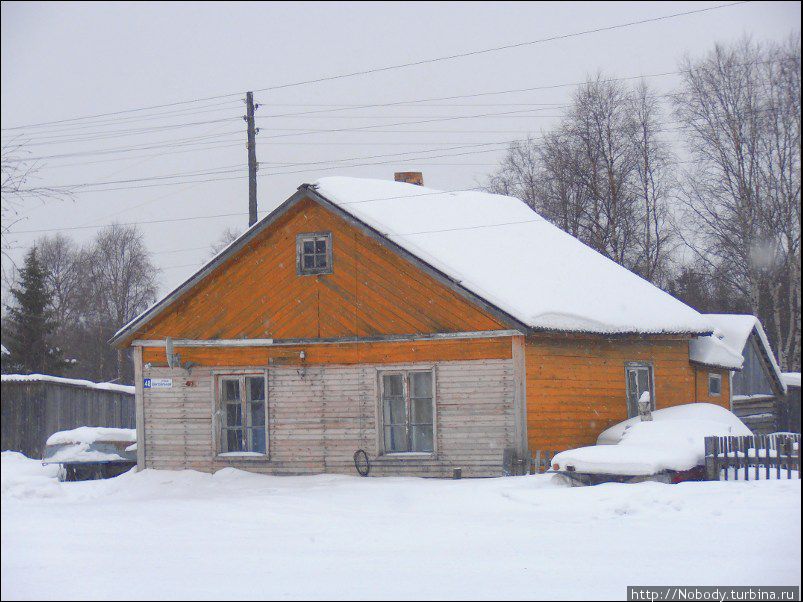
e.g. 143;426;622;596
1;452;800;600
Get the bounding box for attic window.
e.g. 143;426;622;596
296;232;332;275
709;372;722;397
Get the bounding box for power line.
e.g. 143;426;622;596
15;143;515;195
3;118;241;146
249;2;750;93
2;131;244;162
1;1;749;131
0;100;243;137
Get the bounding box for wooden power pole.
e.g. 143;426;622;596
245;91;258;227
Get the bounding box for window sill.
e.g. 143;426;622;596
215;453;270;462
378;452;436;460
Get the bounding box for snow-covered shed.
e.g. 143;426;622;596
112;175;729;477
690;314;787;434
781;372;800;433
1;374;135;458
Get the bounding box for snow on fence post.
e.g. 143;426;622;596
705;434;800;481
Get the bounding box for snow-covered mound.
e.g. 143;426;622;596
553;403;751;476
43;427;136;464
596;403;750;445
45;427;136;447
1;452;61;499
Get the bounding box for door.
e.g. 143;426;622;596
625;363;653;418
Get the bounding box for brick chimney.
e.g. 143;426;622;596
394;172;424;186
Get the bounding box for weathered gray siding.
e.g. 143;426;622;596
731;335;784;434
142;358;516;477
1;381;135;458
732;337;775;397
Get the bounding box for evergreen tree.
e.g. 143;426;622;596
3;248;66;375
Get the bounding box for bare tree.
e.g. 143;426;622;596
209;226;243;258
35;234;85;327
674;36;801;370
485;76;676;284
84;224;159;381
1;141;71;260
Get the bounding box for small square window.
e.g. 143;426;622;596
297;233;332;275
708;373;722;397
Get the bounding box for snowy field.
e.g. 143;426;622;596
2;452;800;601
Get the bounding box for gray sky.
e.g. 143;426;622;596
2;1;800;294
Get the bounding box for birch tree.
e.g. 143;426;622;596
674;36;800;370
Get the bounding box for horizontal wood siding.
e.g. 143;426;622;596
136;197;504;343
693;366;732;406
524;336;731;452
142;357;515;477
141;336;512;367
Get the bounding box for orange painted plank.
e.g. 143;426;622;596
141;337;513;367
524;336;730;452
133;197;503;343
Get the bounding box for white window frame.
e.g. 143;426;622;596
296;232;333;276
212;370;269;459
377;367;437;457
708;372;722;397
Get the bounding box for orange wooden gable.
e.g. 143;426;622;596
122;193;510;345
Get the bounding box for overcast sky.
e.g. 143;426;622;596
1;1;800;294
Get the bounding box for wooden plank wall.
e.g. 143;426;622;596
524;336;731;452
0;381;135;458
142;358;516;478
141;336;513;367
134;197;504;343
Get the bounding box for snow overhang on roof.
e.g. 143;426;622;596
691;314;786;393
111;177;714;345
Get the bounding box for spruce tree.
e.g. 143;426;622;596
3;248;65;375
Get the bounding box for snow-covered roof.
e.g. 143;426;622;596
312;178;712;334
689;334;744;370
690;314;784;390
782;372;801;388
1;374;134;394
113;177;714;342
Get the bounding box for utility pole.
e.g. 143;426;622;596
244;91;259;227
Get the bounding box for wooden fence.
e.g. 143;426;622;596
1;378;135;458
704;434;800;481
528;450;560;475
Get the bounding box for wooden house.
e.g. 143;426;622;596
112;175;731;477
1;374;135;458
691;314;787;434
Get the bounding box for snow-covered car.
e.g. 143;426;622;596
42;427;137;481
551;403;752;485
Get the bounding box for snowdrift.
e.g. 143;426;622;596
553;403;752;476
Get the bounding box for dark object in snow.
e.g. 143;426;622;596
554;466;706;487
60;461;136;482
353;449;370;477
